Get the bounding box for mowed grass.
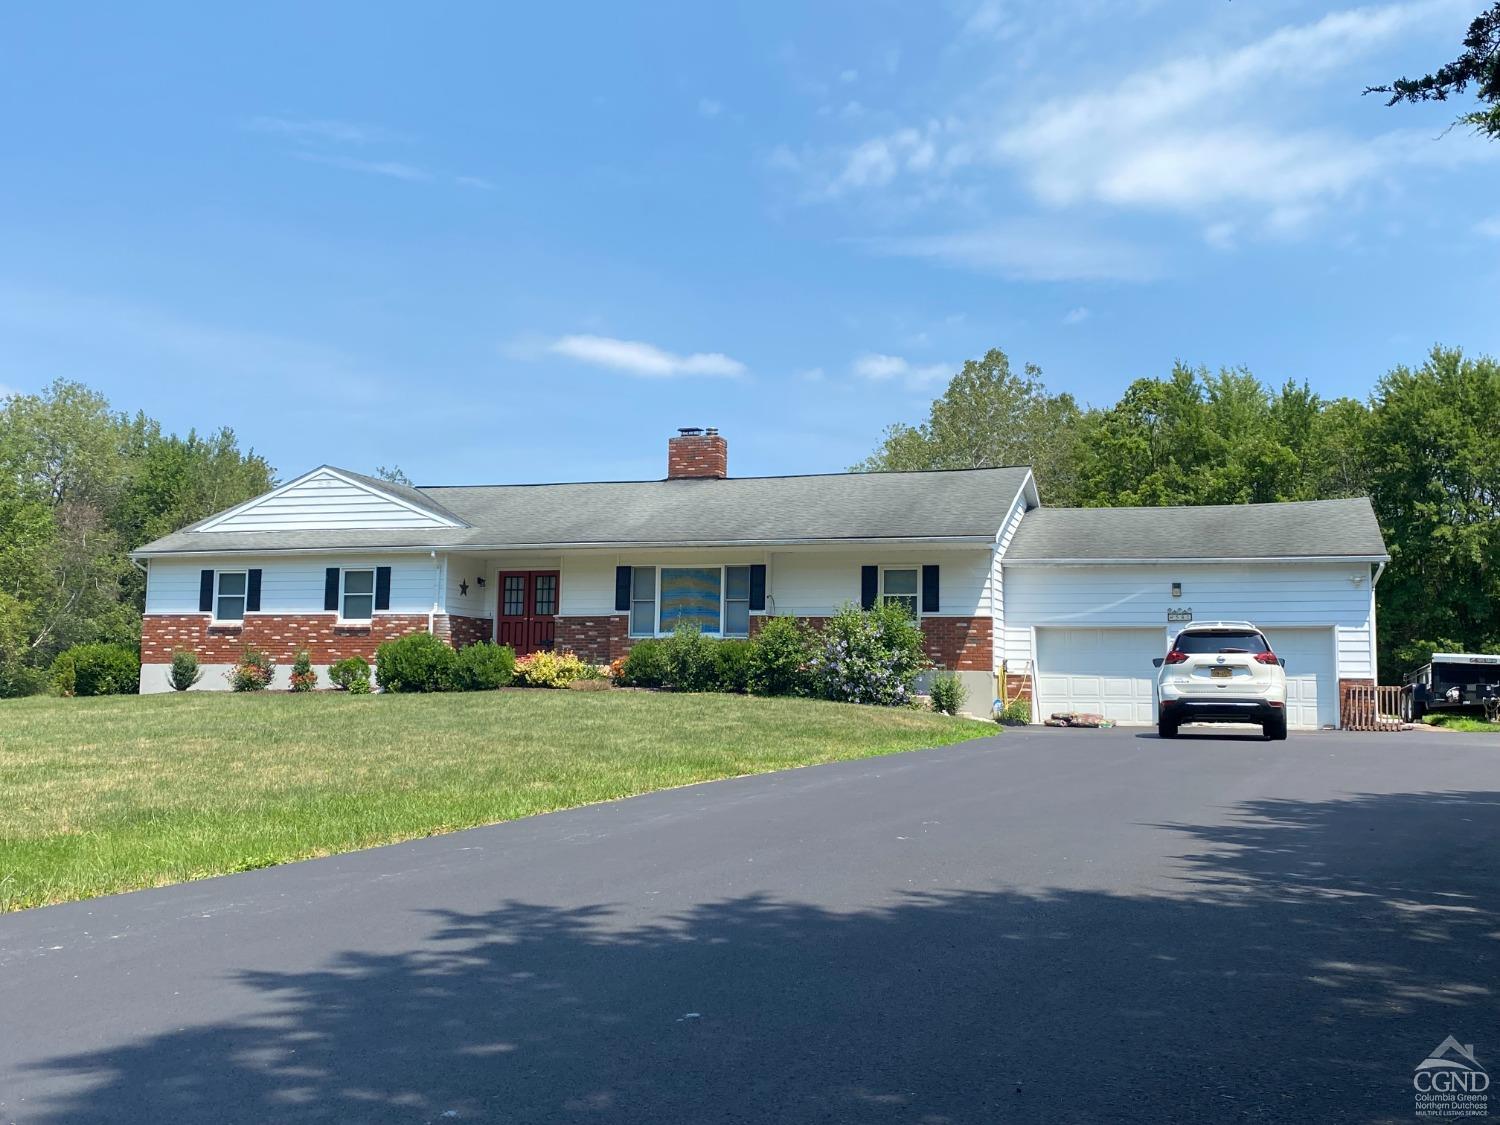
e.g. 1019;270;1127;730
1425;713;1500;733
0;690;989;911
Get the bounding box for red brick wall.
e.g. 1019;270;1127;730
141;613;430;665
667;432;728;479
920;617;993;671
434;613;493;649
1002;673;1033;704
555;615;631;663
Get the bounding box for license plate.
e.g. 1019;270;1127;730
1210;667;1233;679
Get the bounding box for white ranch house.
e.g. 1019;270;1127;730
133;428;1389;727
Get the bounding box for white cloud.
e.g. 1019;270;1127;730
698;98;723;118
1062;306;1090;325
243;116;395;145
852;353;950;387
863;221;1164;282
548;335;746;379
780;0;1482;245
1477;215;1500;239
798;366;826;382
295;152;432;181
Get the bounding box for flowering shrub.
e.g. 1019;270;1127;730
289;651;318;692
607;656;629;684
809;602;929;707
329;655;371;694
514;649;591;688
227;647;276;692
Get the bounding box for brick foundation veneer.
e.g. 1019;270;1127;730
433;613;493;649
920;617;993;672
554;615;631;663
1338;677;1375;729
141;613;431;665
1002;673;1033;703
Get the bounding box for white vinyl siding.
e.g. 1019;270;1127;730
145;556;435;615
200;469;457;532
767;548;991;618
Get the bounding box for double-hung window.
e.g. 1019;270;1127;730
215;571;247;621
341;568;375;621
881;567;919;618
628;565;753;637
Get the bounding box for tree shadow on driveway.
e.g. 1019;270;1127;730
22;790;1500;1124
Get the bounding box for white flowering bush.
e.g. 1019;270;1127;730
810;602;929;707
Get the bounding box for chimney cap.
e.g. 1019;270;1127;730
677;426;703;437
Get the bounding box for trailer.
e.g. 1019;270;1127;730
1401;652;1500;722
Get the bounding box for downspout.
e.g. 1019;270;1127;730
1370;560;1386;686
430;551;439;634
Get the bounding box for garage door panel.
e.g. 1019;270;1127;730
1036;628;1161;726
1261;628;1335;730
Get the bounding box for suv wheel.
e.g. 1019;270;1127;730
1263;715;1288;741
1157;718;1178;739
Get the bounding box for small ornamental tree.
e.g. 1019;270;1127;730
809;602;929;707
227;648;276;692
289;651;317;692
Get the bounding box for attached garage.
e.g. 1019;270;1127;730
1000;499;1391;731
1035;628;1161;725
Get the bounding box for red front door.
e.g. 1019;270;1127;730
496;571;559;655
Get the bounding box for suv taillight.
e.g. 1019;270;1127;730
1254;652;1279;665
1164;651;1188;664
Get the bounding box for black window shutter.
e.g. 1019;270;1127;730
614;566;632;612
246;569;263;613
748;564;767;611
375;566;392;611
922;564;940;613
199;569;215;613
860;565;878;610
324;567;340;612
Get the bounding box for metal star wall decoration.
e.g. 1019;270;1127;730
459;580;469;596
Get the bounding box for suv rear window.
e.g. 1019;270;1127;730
1173;629;1269;655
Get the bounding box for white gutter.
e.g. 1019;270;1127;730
429;550;439;634
1372;560;1387;586
130;534;997;560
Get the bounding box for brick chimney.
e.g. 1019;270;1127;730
667;427;728;479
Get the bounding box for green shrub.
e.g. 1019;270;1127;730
513;649;590;687
619;639;669;687
809;602;929;707
995;697;1031;726
50;643;141;697
227;647;276;692
662;627;720;692
929;670;966;715
716;639;754;693
747;616;814;697
168;649;202;692
444;642;516;691
375;633;456;693
289;650;317;692
329;655;371;694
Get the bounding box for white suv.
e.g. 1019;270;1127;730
1154;621;1288;740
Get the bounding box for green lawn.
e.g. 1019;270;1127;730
1424;713;1500;733
0;690;989;911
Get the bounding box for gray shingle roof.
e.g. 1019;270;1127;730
133;466;1036;555
1004;497;1388;561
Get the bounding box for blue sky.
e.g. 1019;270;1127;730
1;0;1495;484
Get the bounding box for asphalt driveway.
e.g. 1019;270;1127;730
2;726;1496;1124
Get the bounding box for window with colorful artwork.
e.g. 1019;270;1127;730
627;565;754;637
659;567;722;634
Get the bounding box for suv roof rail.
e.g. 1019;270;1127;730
1178;620;1259;630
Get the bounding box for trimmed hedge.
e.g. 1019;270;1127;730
50;643;141;697
375;633;455;693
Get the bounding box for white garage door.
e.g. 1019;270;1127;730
1036;628;1162;725
1262;627;1337;730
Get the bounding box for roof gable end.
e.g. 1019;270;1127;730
196;467;466;534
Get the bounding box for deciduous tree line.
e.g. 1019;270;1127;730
0;381;273;695
857;346;1499;676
